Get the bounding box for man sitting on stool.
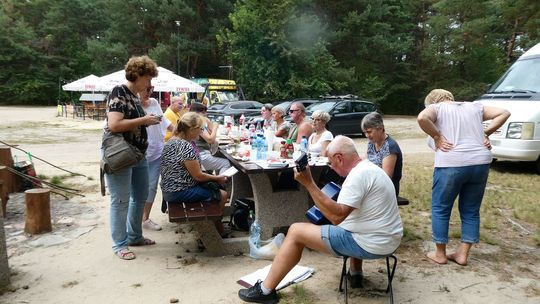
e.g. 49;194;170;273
238;135;403;303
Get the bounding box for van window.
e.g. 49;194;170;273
490;58;540;93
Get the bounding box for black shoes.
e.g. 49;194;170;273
347;271;364;288
238;280;279;304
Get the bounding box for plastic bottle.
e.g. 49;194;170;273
286;139;294;159
300;135;308;152
260;136;268;160
280;140;287;158
239;114;245;127
249;210;261;250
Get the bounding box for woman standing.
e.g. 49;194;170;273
160;112;229;236
417;89;510;266
361;112;402;196
308;110;333;157
140;86;173;231
271;105;290;138
104;55;160;260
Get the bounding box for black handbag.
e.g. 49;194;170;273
100;131;144;175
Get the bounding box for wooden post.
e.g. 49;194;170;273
0;181;7;218
0;148;16;193
0;166;13;196
24;188;52;234
0;207;9;287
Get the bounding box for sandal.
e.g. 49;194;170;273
129;238;156;246
116;248;136;260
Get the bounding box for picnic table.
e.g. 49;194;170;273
219;146;328;239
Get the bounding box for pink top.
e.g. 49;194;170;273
431;101;492;168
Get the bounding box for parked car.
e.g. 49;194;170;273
206;100;264;124
246;98;320;124
305;95;379;136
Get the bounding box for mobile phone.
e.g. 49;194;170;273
294;151;309;172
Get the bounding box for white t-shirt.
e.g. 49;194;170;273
431;101;492;167
143;98;171;162
308;130;333;157
337;160;403;255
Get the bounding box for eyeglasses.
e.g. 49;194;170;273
289;109;301;114
326;152;342;167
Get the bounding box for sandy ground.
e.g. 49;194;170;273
0;106;538;304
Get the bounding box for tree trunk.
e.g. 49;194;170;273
24;188;52;234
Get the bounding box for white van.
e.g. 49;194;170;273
477;42;540;173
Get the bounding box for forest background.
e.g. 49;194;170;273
0;0;538;114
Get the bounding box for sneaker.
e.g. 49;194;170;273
347;271;363;289
238;280;279;304
142;219;162;231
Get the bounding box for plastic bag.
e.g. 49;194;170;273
249;233;285;260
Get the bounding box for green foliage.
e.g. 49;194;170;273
0;0;538;110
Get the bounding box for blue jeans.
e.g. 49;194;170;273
105;157;149;252
146;156;161;203
431;164;490;244
163;185;213;203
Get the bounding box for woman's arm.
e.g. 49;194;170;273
483;105;511;136
417;106;453;152
319;141;330;157
199;118;218;144
381;154;397;178
184;159;227;184
274;121;288;137
107;111;158;133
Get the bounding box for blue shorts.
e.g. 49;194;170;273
163;185;213;203
321;225;388;260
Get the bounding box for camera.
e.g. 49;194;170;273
294;151;309;172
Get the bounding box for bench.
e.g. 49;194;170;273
166;200;248;256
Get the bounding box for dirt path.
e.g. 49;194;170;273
0;106;538;304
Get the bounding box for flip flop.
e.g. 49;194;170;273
116;248;136;260
129;238;156;246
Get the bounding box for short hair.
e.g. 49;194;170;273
361;112;384;131
290;102;305;112
171;95;183;104
173;112;202;136
262;103;273;111
311;110;331;124
271;105;286;117
424;89;454;107
327;135;358;156
124;55;158;82
190;102;207;113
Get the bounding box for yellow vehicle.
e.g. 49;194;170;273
192;78;245;105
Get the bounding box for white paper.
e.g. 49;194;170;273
221;166;238;177
238;264;315;290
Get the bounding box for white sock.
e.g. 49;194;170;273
260;282;272;295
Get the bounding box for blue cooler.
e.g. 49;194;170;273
306;182;341;225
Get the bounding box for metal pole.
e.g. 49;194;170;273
175;21;181;75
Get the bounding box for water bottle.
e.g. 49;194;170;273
260;136;268;160
249;210;261;250
300;136;308;152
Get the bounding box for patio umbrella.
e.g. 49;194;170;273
97;67;203;92
62;74;100;91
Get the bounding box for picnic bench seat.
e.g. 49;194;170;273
166;200;248;256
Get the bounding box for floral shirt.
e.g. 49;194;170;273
105;84;148;153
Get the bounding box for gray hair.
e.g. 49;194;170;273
271;105;286;117
311;110;331;123
361;112;384;131
327;135;358;156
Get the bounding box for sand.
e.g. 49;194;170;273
0;106;538;304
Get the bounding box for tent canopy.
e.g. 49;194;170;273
62;74;100;91
96;67;204;92
79;93;106;102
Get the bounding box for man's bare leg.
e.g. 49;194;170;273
262;223;330;290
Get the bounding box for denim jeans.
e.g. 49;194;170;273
431;164;490;244
146;156;161;203
105;157;149;252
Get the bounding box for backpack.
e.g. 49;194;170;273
229;198;255;231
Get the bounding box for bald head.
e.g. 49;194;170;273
327;135;358;157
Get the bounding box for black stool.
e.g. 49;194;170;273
339;255;397;304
